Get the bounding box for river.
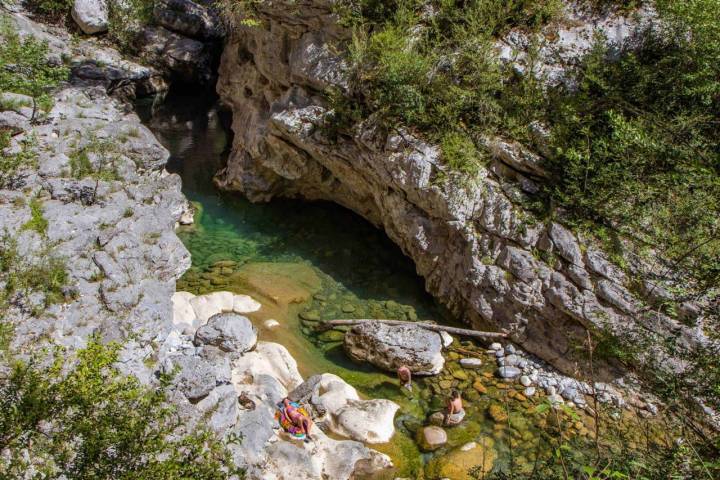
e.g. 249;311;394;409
137;89;612;479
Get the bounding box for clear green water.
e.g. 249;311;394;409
136;92;601;479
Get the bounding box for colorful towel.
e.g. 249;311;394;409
275;402;309;439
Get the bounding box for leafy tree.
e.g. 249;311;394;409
0;339;244;479
0;20;68;120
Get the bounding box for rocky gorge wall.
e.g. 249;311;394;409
215;0;707;380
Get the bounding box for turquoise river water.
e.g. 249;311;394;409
136;91;615;479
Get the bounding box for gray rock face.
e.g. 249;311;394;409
343;322;444;375
154;0;223;40
71;0;108;34
194;312;257;353
0;111;30;134
162;353;230;401
137;26;214;84
215;0;708;379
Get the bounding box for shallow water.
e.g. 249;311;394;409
136;91;624;478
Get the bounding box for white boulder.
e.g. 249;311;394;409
290;373;399;444
189;291;234;324
333;399;399;443
172;291;196;331
233;294;262;313
233;341;304;392
71;0;108;34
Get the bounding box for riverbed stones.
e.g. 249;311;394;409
497;366;522;379
488;404;508;423
459;357;482;369
299;309;321;321
520;375;532;387
473;379;488;394
194;313;257;354
426;438;496;479
190;291;233;323
262;319;280;329
417;426;447;451
428;411;445;426
343;322;444;375
318;330;345;342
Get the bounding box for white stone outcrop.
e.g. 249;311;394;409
71;0;108;34
172;291;261;333
230;345;393;479
290;373;399;444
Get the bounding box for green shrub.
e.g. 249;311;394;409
0;338;245;479
68;137;122;181
0;20;69;120
440;131;483;176
543;0;720;291
108;0;153;51
329;0;719;293
24;0;73;18
0;234;69;315
0;132;39;188
335;0;561;173
21;197;48;236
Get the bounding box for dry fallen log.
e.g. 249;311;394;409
320;319;508;339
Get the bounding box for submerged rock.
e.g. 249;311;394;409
426;438;496;479
343;322;444;375
497;366;522;379
416;425;447;451
459;357;482;369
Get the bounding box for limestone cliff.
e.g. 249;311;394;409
215;0;706;378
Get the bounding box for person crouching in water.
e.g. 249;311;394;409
444;390;465;426
397;365;412;391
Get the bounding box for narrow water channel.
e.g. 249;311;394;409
136;90;601;479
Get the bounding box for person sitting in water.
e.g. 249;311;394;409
444;390;465;426
397;365;412;391
282;398;314;441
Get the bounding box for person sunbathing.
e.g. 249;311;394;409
282;398;314;440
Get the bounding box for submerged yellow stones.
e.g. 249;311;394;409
488;403;509;423
426;436;497;479
229;262;321;305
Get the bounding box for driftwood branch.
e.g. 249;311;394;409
320;319;508;339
